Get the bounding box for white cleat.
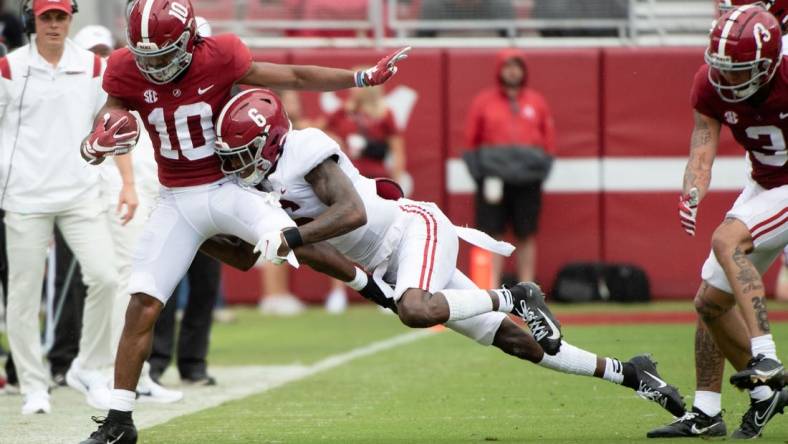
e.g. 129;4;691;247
324;288;348;314
21;390;50;415
136;374;183;404
66;360;111;410
258;294;305;317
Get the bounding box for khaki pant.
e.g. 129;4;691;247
5;199;117;394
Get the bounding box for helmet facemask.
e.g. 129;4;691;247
130;30;193;84
215;134;278;187
705;50;779;102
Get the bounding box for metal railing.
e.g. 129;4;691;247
101;0;717;48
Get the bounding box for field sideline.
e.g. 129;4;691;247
4;303;788;443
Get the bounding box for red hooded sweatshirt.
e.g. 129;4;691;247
464;49;556;154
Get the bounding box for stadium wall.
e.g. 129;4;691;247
222;47;781;304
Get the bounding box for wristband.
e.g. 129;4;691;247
282;227;304;249
354;70;369;88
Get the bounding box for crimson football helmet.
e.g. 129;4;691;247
719;0;788;29
706;5;783;103
126;0;198;84
215;89;292;187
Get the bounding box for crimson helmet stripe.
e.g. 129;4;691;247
718;5;754;56
216;88;266;138
141;0;155;43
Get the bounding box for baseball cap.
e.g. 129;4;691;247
33;0;73;16
75;25;114;51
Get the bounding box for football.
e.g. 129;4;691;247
101;108;140;148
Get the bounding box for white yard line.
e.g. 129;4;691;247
0;330;434;444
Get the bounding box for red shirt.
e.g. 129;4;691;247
465;87;556;154
103;34;252;187
327;107;398;178
691;60;788;189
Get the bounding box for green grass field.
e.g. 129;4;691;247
137;303;788;443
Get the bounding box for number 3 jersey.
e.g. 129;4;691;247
691;60;788;190
103;34;253;187
265;128;401;271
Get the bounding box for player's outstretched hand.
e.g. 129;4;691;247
81;113;139;163
254;230;300;268
678;187;699;236
355;46;411;88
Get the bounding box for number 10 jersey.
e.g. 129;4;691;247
103;34;253;187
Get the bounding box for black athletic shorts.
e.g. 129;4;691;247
475;181;543;238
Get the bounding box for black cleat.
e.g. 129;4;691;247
509;282;562;355
629;354;686;418
730;354;785;390
80;416;138;444
731;387;788;439
646;407;726;438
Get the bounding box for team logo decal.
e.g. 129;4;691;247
724;111;738;125
143;89;158;104
173;89;183;98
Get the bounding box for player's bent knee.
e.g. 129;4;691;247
693;283;733;322
711;219;752;258
397;290;440;328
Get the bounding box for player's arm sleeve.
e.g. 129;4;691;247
224;34;253;83
689;67;719;120
295;128;344;177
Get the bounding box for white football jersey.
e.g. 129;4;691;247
266;128;400;269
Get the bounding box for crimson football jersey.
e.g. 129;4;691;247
691;59;788;189
103;34;252;187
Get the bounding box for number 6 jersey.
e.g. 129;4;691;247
691;60;788;189
103;34;252;187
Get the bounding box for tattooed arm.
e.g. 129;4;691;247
298;157;367;244
683;110;721;200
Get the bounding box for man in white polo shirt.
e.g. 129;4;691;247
0;0;136;414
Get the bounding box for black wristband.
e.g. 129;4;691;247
282;227;304;249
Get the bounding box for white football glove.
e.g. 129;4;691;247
254;230;299;268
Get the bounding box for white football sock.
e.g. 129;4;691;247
492;289;513;313
693;391;721;417
109;389;136;412
602;358;624;384
441;290;493;321
346;267;368;291
751;334;779;361
537;341;597;376
750;385;774;402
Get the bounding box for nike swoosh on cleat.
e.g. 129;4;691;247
537;308;561;340
754;397;780;427
108;432;125;444
690;423;720;435
643;370;668;388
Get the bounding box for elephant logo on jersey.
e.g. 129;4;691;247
725;111;739;124
144;90;159;104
